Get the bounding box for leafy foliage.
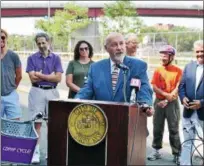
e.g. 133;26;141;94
35;2;91;51
99;0;143;37
139;25;203;52
8;1;202;53
8;35;35;51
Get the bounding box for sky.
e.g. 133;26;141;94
1;1;203;35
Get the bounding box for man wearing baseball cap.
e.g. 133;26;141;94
147;45;182;165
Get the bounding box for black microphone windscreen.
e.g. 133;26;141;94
116;63;129;71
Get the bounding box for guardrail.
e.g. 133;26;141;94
17;51;195;69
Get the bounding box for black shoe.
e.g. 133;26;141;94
173;155;180;165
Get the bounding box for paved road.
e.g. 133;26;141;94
17;90;182;165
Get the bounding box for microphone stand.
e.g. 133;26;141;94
129;82;149;163
129;88;140;163
122;69;129;103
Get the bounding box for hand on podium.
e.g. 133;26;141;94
139;103;154;117
145;107;154;117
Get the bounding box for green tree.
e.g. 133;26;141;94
163;26;202;52
139;25;202;52
35;2;91;51
7;35;24;51
139;26;166;43
99;0;143;38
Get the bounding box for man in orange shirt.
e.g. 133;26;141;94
147;45;182;165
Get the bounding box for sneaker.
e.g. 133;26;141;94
147;150;162;161
173;155;180;165
31;145;40;164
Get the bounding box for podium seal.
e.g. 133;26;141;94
68;104;108;146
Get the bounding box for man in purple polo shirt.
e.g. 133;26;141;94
26;32;63;164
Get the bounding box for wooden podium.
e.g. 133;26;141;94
48;99;147;166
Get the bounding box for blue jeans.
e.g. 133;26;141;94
1;90;22;119
180;112;203;165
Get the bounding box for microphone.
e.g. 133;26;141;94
130;78;141;103
116;63;129;71
130;78;141;92
130;78;152;111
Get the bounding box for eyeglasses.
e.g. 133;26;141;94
1;36;6;40
79;47;88;51
196;50;203;53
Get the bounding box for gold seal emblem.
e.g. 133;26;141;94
68;104;108;146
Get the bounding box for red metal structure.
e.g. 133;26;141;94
1;8;203;18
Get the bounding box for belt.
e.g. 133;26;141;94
32;83;56;90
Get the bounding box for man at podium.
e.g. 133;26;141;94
75;32;153;116
47;32;153;166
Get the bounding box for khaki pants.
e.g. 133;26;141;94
152;98;181;155
28;87;60;122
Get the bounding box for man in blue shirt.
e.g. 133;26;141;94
179;40;204;165
75;32;153;115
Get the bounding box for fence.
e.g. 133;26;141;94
139;31;203;52
56;31;203;53
8;31;203;54
17;50;196;70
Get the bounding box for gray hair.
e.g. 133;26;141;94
124;33;138;42
193;40;203;48
35;32;50;43
104;32;124;46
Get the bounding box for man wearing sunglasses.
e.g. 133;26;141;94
1;29;22;120
179;40;204;165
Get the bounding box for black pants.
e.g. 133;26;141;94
152;99;181;155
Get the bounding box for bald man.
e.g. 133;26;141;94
75;32;153;116
125;33;139;57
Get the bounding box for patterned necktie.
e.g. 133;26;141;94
112;64;119;94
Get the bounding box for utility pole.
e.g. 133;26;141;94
48;0;51;23
48;0;52;50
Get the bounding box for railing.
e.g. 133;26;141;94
17;51;195;69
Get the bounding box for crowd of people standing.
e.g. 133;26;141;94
1;28;203;165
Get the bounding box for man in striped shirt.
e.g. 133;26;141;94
76;32;153;117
